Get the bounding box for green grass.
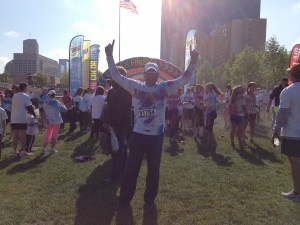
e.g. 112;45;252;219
0;117;299;225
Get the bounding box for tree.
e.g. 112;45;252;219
0;72;12;83
196;60;213;84
32;71;49;88
261;36;289;86
60;71;69;88
230;46;262;85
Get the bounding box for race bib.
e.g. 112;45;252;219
138;108;156;117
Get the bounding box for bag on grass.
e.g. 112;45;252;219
74;155;96;162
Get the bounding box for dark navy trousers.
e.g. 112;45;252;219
119;132;164;205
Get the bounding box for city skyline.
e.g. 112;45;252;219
0;0;299;74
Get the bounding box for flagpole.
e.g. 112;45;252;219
119;0;121;62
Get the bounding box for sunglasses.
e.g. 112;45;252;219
145;72;158;77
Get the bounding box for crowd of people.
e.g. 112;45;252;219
0;43;298;209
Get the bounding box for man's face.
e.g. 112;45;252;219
144;69;158;87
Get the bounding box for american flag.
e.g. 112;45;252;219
120;0;138;14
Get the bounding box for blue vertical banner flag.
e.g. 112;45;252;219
89;44;100;89
69;35;84;96
184;29;197;92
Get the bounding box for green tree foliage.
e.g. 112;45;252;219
230;46;262;85
0;72;12;83
32;71;49;88
196;60;213;84
261;36;289;86
220;55;236;89
194;36;289;90
60;71;69;88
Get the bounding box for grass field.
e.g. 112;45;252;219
0;116;299;225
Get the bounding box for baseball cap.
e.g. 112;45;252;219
48;90;56;95
144;62;159;74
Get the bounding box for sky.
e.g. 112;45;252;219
0;0;299;74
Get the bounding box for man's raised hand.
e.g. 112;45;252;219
105;40;115;57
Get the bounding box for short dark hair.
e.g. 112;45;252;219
290;63;300;79
281;77;288;83
19;82;28;91
95;86;104;95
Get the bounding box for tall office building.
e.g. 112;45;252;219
200;18;267;67
23;39;39;54
6;39;59;81
58;59;69;77
160;0;265;69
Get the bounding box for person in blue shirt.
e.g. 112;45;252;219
38;88;48;127
41;90;67;155
105;40;199;210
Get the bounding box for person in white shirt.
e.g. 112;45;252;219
11;82;36;156
89;86;105;141
272;63;300;202
69;87;83;133
80;88;93;132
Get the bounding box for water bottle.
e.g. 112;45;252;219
273;137;280;146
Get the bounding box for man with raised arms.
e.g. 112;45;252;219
105;40;199;210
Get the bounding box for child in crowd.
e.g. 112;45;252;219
25;107;39;154
222;84;232;129
2;89;13;140
182;87;194;130
193;84;205;142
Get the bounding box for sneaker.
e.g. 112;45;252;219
19;150;28;157
50;149;58;154
281;190;300;201
40;148;46;156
